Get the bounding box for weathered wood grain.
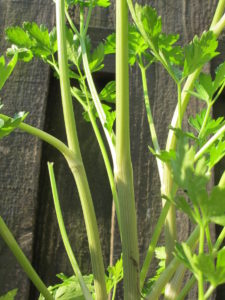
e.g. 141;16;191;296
0;0;224;299
0;0;54;298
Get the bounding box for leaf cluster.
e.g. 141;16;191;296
141;247;166;297
0;54;18;90
135;4;219;82
168;133;225;227
6;22;57;62
104;25;152;66
38;273;94;300
187;61;225;107
175;244;225;288
105;256;123;294
0;111;28;139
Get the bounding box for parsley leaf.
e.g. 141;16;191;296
183;31;218;78
88;42;105;72
0;54;18;90
203;184;225;225
207;138;225;170
104;25;151;66
99;81;116;103
189;110;225;142
0;112;28;139
6;23;57;61
38;273;94;300
0;289;18;300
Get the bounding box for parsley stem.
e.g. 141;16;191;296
195;123;225;161
140;201;170;291
177;83;182;129
0;114;75;160
204;285;215;299
116;0;140;298
80;37;117;169
214;226;225;251
47;162;93;300
0;217;53;300
65;8;80;37
198;103;212;139
205;224;213;253
88;108;121;234
211;0;225;27
139;64;163;184
84;5;93;36
56;1;107;298
211;12;225;36
176;276;196;300
198;226;205;300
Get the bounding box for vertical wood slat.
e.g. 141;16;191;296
0;1;54;298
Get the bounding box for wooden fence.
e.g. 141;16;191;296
0;0;224;299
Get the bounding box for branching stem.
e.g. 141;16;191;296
56;1;107;298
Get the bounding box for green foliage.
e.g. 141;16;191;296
175;244;225;288
99;81;116;103
0;111;28;139
66;29;81;68
134;4;219;83
170;134;210;223
170;131;225;226
141;247;166;297
134;4;183;79
207;138;225;170
189;110;225;137
183;31;218;78
149;147;176;163
6;22;57;61
106;256;123;294
0;289;17;300
88;42;105;72
187;61;225;103
38;274;94;300
202;184;225;226
0;54;18;90
104;25;153;67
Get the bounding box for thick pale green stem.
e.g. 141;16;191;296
0;217;53;300
211;0;225;26
48;163;92;300
116;0;140;299
56;1;107;298
163;172;177;265
164;264;187;300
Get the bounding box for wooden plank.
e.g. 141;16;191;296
0;0;54;298
0;0;223;299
